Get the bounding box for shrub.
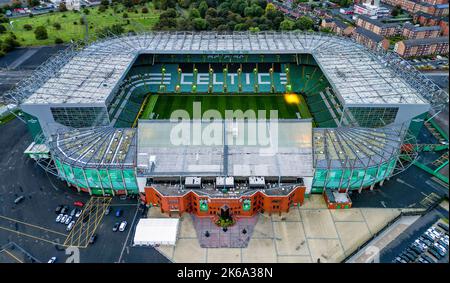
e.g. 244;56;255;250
53;22;61;30
23;24;33;31
0;25;6;34
34;26;48;40
141;7;148;14
123;12;128;18
54;38;63;44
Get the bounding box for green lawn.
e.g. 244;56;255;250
0;3;159;47
139;94;313;120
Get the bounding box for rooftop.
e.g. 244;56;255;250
403;23;442;32
354;27;385;43
403;36;449;46
49;127;137;168
357;15;399;29
136;120;314;178
11;31;440;107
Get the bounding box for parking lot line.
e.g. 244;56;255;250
2;250;23;263
63;197;111;248
0;214;67;237
0;225;62;246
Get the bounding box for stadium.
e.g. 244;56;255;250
4;31;448;217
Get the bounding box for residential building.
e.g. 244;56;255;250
402;23;442;38
352;27;391;50
355;15;400;36
394;36;449;56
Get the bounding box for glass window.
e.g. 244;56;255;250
51;107;109;128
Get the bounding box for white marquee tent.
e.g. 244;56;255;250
133;218;180;246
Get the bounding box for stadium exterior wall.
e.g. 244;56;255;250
144;186;306;218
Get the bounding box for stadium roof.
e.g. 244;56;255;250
49;127;137;168
313;125;406;170
13;31;446;107
136;120;314;178
47;119;411;175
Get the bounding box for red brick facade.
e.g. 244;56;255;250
144;186;306;218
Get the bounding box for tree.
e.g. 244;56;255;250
189;8;200;19
123;12;128;18
295;16;314;30
53;22;61;30
0;24;6;34
97;24;125;37
27;0;40;7
34;26;48;40
198;1;208;18
142;7;149;13
280;19;295;31
1;35;20;52
100;0;110;7
178;0;191;9
265;3;276;15
55;38;63;44
193;18;208;30
58;3;67;12
230;0;246;16
23;24;33;31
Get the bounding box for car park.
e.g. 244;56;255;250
66;221;75;231
75;209;82;218
56;214;63;223
119;221;127;232
112;222;120;232
60;214;68;224
55;205;63;214
14;196;25;204
65;216;72;225
47;257;56;263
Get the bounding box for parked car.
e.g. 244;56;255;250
56;214;63;223
112;222;120;232
403;252;416;261
104;207;111;215
69;208;77;217
55;205;63;214
433;243;447;256
60;206;69;214
47;257;56;263
428;246;443;259
420;236;433;246
65;216;73;225
60;215;68;224
66;221;75;231
399;254;411;263
14;196;25;204
417;257;428;263
89;234;97;244
119;221;127;232
75;209;82;218
115;209;123;217
74;201;84;207
421;254;436;263
437;222;449;232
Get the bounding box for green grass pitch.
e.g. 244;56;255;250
139;94;313;120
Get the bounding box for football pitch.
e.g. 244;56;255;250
139;94;313;120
